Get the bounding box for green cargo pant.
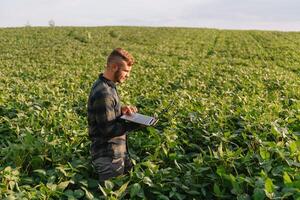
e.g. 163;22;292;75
92;135;132;182
92;155;133;182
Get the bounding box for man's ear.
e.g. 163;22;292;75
111;63;118;72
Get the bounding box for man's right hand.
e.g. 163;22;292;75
121;105;138;116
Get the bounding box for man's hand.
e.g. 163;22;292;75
121;105;138;116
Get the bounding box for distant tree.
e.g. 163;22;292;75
25;20;31;27
48;20;55;27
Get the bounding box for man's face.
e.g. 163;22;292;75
113;60;132;83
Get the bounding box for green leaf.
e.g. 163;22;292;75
162;145;168;156
264;178;274;198
174;160;181;170
259;147;270;160
74;189;85;198
237;194;251;200
81;186;94;200
265;178;273;192
218;142;224;157
104;180;114;190
57;181;70;191
158;194;169;200
67;196;77;200
281;187;298;198
289;141;297;153
253;188;265;200
98;184;107;197
64;189;73;197
115;181;129;198
186;190;200;195
135;171;144;179
56;166;68;177
33;169;46;177
213;183;222;196
271;124;280;137
46;183;57;191
130;183;141;197
143;177;153;187
229;174;242;195
283;172;292;184
88;179;99;189
216;166;226;177
8;180;16;190
31;156;44;169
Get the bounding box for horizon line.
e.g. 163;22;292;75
0;24;299;33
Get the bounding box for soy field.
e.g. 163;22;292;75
0;27;300;199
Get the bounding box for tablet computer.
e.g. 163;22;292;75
120;99;174;126
120;113;158;126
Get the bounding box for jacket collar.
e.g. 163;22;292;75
99;73;116;88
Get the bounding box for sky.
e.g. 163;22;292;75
1;0;300;31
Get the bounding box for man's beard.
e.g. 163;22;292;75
114;69;123;83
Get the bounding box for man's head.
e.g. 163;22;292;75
105;48;134;83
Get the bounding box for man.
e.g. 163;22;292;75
87;48;141;182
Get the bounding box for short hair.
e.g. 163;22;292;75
107;48;134;66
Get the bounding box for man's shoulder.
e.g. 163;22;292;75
90;79;113;100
